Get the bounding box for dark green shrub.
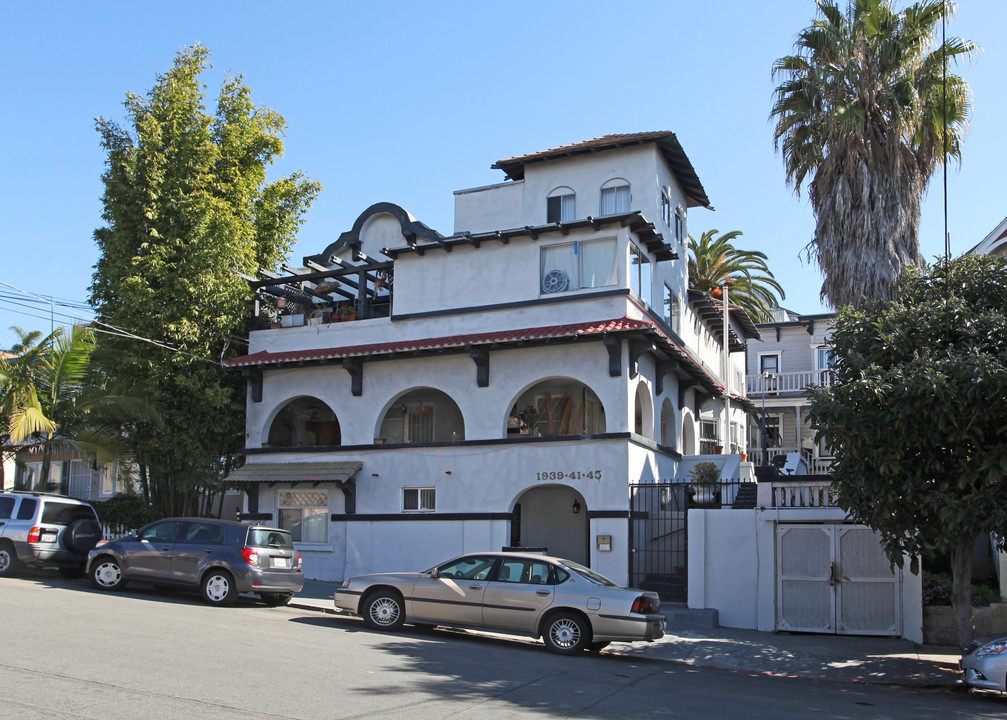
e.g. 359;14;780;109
93;494;163;534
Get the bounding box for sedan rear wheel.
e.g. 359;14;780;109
90;557;126;591
362;590;405;631
542;612;590;655
202;570;237;606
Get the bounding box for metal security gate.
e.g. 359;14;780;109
777;524;901;636
629;483;689;603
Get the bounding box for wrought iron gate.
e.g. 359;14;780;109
629;482;689;603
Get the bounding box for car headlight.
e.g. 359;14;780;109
975;641;1007;657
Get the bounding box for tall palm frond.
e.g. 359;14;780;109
771;0;976;308
688;229;785;322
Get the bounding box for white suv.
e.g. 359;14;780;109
0;492;102;577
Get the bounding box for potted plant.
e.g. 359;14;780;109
337;304;357;322
688;461;721;506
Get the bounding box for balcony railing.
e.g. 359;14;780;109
768;479;837;508
746;370;833;395
749;447;833;475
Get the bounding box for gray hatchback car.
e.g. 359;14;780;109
87;518;304;606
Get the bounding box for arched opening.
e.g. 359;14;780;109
634;381;654;439
546;185;576;223
507;379;605;437
511;486;588;565
681;410;697;455
600;177;631;215
377;388;465;444
660;398;676;448
266;397;340;448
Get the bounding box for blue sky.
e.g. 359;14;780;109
2;0;1004;347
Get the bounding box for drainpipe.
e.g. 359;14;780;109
722;282;731;454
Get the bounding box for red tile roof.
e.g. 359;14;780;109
225;318;653;369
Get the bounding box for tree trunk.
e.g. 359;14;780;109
951;536;976;648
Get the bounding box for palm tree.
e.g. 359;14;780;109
688;229;786;322
771;0;975;308
0;326;157;491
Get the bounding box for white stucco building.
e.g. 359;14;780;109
225;132;758;587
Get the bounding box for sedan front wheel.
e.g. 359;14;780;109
362;590;405;631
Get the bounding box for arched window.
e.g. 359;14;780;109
600;178;630;215
377;388;464;444
546;186;576;223
508;379;605;437
267;397;340;448
634;382;654;440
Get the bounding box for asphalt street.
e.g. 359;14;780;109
1;572;1004;719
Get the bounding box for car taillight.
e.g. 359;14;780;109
28;527;40;543
295;553;302;570
242;548;259;567
631;595;659;614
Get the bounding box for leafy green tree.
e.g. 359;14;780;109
0;327;48;487
688;229;785;322
0;326;157;490
771;0;975;308
808;254;1007;647
89;45;320;515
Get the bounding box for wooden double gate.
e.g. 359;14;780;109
628;482;689;603
777;524;902;635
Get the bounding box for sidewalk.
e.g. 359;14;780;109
290;579;962;688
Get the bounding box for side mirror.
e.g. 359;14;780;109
428;568;439;579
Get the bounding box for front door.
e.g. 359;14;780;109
777;524;901;636
128;520;188;580
409;555;496;626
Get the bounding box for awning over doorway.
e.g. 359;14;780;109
225;461;362;485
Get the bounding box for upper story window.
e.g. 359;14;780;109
629;242;652;304
540;238;617;294
547;187;576;223
661;187;673;226
817;346;835;384
600;179;630;215
674;207;686;245
663;284;681;335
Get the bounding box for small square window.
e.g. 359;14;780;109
403;487;436;512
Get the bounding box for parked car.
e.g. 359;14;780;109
87;518;304;606
334;551;665;654
961;633;1007;691
0;491;102;577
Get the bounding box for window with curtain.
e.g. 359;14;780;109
278;490;328;543
403;487;436;512
600;184;630;215
546;191;575;223
540;239;616;294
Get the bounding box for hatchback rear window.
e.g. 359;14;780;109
41;501;98;525
247;528;294;549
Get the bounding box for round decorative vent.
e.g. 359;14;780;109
541;269;570;294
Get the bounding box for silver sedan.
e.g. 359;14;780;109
334;552;665;654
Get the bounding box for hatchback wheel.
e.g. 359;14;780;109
202;570;237;606
0;543;21;577
362;590;405;631
542;612;590;655
90;557;126;590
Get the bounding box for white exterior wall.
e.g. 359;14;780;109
688;509;923;643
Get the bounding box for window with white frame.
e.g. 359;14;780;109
278;490;328;543
661;187;673;226
630;242;652;304
69;460;91;499
699;419;719;454
730;421;743;454
600;180;630;215
546;187;576;223
540;238;617;294
759;353;780;392
674;207;685;244
100;464;124;496
402;486;436;512
663;284;681;334
816;346;835;385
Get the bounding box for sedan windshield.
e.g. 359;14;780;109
559;560;619;587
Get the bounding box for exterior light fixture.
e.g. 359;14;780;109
572;499;581;514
